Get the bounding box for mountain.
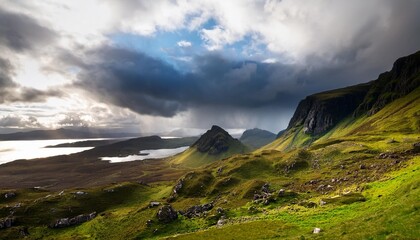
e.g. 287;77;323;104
239;128;276;149
170;125;249;167
266;50;420;150
0;128;139;141
0;52;419;240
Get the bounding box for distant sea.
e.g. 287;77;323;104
0;139;100;164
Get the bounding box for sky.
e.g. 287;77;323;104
0;0;419;135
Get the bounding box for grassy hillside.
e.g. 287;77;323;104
0;54;419;239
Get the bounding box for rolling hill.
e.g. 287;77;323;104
0;51;419;239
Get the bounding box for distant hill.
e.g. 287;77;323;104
79;135;198;158
0;128;139;141
171;125;249;167
239;128;276;149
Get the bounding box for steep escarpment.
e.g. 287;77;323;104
287;50;420;136
287;83;371;135
355;50;420;115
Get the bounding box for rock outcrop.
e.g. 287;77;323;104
0;217;14;229
156;205;178;223
181;202;213;218
355;50;420;116
287;83;371;135
191;125;244;155
287;50;420;136
50;212;96;228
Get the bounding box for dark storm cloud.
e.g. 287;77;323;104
0;7;56;52
73;46;306;117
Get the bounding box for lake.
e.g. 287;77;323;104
0;139;98;164
101;146;189;163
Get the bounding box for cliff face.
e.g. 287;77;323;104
287;50;420;136
287;83;371;135
355;50;420;115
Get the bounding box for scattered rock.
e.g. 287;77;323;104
182;202;214;218
74;191;87;196
320;200;327;206
216;207;224;215
378;153;399;159
277;189;285;196
0;217;14;229
50;212;96;228
359;164;366;170
19;226;29;236
217;216;226;226
146;219;153;227
157;205;178;223
4;192;16;199
313;227;321;234
149;202;161;208
261;183;270;193
173;179;184;195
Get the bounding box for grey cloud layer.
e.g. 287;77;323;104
0;7;62;104
0;1;420;132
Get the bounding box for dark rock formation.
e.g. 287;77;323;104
156;205;178;223
287;83;371;135
239;128;276;149
181;202;214;218
50;212;96;228
355;50;420;116
191;125;242;155
4;192;16;199
286;50;420;136
0;217;14;229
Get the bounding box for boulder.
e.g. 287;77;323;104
4;192;16;199
277;189;285;196
313;227;321;234
0;217;14;229
173;179;184;194
157;205;178;223
50;212;96;228
182;202;214;218
149;202;161;208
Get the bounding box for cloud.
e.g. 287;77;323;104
262;58;278;64
177;40;192;47
0;6;56;53
0;0;420;133
0;115;43;128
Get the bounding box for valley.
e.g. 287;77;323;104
0;51;419;239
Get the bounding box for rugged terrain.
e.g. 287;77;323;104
0;51;419;239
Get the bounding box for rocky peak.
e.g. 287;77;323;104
192;125;237;155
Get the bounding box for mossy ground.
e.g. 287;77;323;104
0;87;419;239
